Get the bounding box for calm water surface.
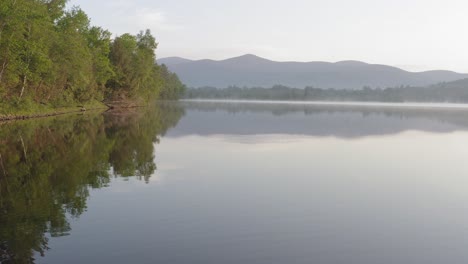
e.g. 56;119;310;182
2;101;468;263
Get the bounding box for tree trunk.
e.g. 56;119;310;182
19;75;26;99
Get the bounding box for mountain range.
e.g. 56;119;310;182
158;54;468;89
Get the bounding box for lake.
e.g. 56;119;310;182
2;100;468;263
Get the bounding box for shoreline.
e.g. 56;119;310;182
0;106;109;122
0;100;149;122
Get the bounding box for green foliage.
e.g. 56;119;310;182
105;29;185;102
0;1;184;113
87;26;114;91
159;64;186;100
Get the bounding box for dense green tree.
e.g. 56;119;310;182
0;0;54;101
106;30;176;103
86;26;114;94
51;6;94;104
106;33;139;98
0;1;184;113
159;64;186;100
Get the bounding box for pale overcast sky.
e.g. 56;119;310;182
69;0;468;72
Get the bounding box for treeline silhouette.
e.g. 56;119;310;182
185;79;468;103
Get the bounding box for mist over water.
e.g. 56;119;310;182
170;100;468;137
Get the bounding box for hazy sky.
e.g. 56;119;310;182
69;0;468;72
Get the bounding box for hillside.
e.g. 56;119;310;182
159;54;468;89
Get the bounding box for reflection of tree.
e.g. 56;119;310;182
180;100;468;128
0;103;184;263
105;103;184;182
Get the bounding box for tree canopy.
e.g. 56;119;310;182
0;0;185;112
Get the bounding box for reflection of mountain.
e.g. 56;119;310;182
167;101;468;138
0;104;184;263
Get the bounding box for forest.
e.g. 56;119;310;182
0;0;185;115
185;80;468;103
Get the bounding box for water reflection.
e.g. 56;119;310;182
3;100;468;263
0;104;184;263
170;101;468;137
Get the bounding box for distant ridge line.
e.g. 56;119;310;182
158;54;468;89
